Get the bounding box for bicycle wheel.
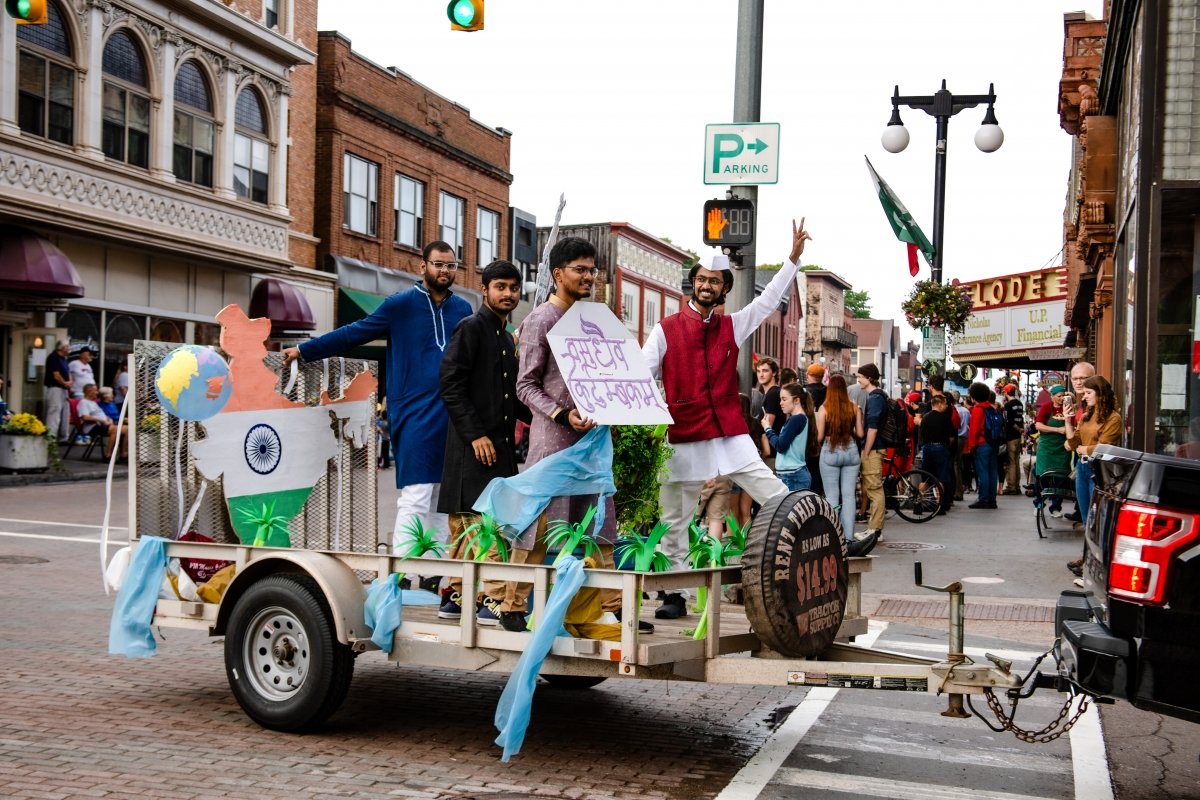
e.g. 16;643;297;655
1036;501;1048;538
893;469;943;523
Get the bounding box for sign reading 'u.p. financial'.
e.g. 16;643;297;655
704;123;780;185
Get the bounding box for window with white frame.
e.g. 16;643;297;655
439;192;465;260
343;153;379;236
622;288;640;335
16;0;74;146
393;173;424;248
477;207;499;267
101;30;150;168
264;0;279;28
173;61;214;187
664;295;680;317
233;89;270;204
643;287;661;334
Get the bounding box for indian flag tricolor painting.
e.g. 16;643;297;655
865;156;935;277
190;305;376;547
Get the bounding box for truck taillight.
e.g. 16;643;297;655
1109;502;1199;605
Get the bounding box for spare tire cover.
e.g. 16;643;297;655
741;490;849;657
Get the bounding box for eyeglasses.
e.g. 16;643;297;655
566;266;598;277
428;261;460;272
693;276;724;287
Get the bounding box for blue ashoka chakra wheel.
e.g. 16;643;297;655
244;423;282;475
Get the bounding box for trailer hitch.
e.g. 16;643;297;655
913;562;1023;718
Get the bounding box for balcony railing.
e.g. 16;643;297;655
821;325;858;349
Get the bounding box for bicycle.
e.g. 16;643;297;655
1034;468;1075;538
873;450;944;524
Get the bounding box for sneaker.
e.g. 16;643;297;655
1073;577;1085;588
1049;508;1064;519
437;591;463;619
477;597;502;626
613;608;655;634
847;531;879;557
419;575;442;594
498;610;528;633
655;593;687;620
74;435;91;444
968;501;995;509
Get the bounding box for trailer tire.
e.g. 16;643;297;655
741;490;848;658
540;675;607;689
224;573;354;732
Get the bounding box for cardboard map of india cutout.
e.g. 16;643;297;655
546;302;672;426
189;304;377;547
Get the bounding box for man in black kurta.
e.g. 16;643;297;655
437;260;531;631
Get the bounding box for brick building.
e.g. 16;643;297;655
799;270;857;376
750;269;803;373
314;31;511;317
0;0;325;418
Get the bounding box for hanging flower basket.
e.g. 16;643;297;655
900;280;974;335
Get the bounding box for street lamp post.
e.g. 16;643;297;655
881;80;1003;287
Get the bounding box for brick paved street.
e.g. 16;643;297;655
0;486;802;800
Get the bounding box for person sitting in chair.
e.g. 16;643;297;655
76;383;127;460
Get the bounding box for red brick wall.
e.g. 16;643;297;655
288;0;319;269
314;33;513;294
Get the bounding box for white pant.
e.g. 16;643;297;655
44;386;70;442
658;459;787;597
392;483;450;555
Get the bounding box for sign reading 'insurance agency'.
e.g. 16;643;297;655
950;267;1068;359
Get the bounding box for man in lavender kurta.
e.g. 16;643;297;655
509;237;623;620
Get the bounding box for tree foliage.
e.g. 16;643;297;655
845;289;873;319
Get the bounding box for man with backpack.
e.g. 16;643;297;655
963;382;1003;509
855;363;890;545
1001;384;1024;495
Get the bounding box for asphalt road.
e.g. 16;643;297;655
0;477;1197;799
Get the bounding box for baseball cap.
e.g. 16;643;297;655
806;364;825;379
905;391;922;404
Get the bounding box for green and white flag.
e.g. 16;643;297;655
865;156;935;277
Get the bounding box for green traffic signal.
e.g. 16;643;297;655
447;0;483;31
5;0;46;23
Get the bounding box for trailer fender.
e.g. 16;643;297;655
213;551;367;645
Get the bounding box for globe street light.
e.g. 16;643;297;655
881;80;1002;286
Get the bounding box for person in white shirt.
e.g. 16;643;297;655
642;218;810;619
68;349;95;399
76;383;127;459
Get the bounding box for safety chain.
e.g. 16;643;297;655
980;687;1090;743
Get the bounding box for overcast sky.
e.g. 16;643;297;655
317;1;1105;346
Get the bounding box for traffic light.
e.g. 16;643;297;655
702;198;755;248
447;0;484;31
5;0;47;24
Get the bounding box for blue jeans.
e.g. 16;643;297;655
974;442;997;504
778;466;812;492
921;443;951;511
819;443;860;541
1075;459;1094;524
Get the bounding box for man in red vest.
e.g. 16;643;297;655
643;218;811;619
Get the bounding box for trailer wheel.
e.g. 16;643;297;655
540;675;607;689
741;490;848;658
224;573;354;732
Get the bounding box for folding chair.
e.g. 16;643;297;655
61;398;107;461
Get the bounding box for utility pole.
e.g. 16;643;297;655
729;0;764;393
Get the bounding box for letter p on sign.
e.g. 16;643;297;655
712;133;743;172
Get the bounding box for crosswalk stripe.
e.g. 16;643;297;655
1070;704;1114;800
0;517;126;530
771;767;1063;800
800;731;1066;774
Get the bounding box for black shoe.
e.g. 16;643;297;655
498;611;528;633
1065;511;1082;523
846;531;879;557
968;501;988;509
419;575;441;593
1067;559;1083;577
613;609;655;634
655;593;688;620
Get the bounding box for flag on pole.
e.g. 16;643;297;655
865;156;935;277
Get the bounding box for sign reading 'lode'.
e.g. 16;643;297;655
704;123;781;185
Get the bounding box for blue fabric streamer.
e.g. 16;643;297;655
108;536;168;658
473;425;615;537
493;556;586;761
364;575;403;654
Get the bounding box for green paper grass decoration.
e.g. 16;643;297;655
397;517;447;559
546;505;599;566
456;513;512;563
614;520;672;572
723;514;747;559
686;532;742;641
236;499;290;547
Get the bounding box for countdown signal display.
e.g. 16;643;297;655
702;198;755;248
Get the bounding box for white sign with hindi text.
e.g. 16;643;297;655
546;302;673;425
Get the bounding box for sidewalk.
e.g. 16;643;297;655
0;452;127;487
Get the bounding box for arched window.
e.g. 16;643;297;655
173;61;214;187
16;0;75;145
233;88;269;204
101;30;151;168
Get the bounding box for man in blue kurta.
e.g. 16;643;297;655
283;241;473;552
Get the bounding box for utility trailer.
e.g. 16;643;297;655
121;337;1031;736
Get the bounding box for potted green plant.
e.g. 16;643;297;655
900;280;974;335
0;413;52;472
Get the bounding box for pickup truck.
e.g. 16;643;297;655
1055;444;1200;724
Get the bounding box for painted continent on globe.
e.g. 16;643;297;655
154;344;233;421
